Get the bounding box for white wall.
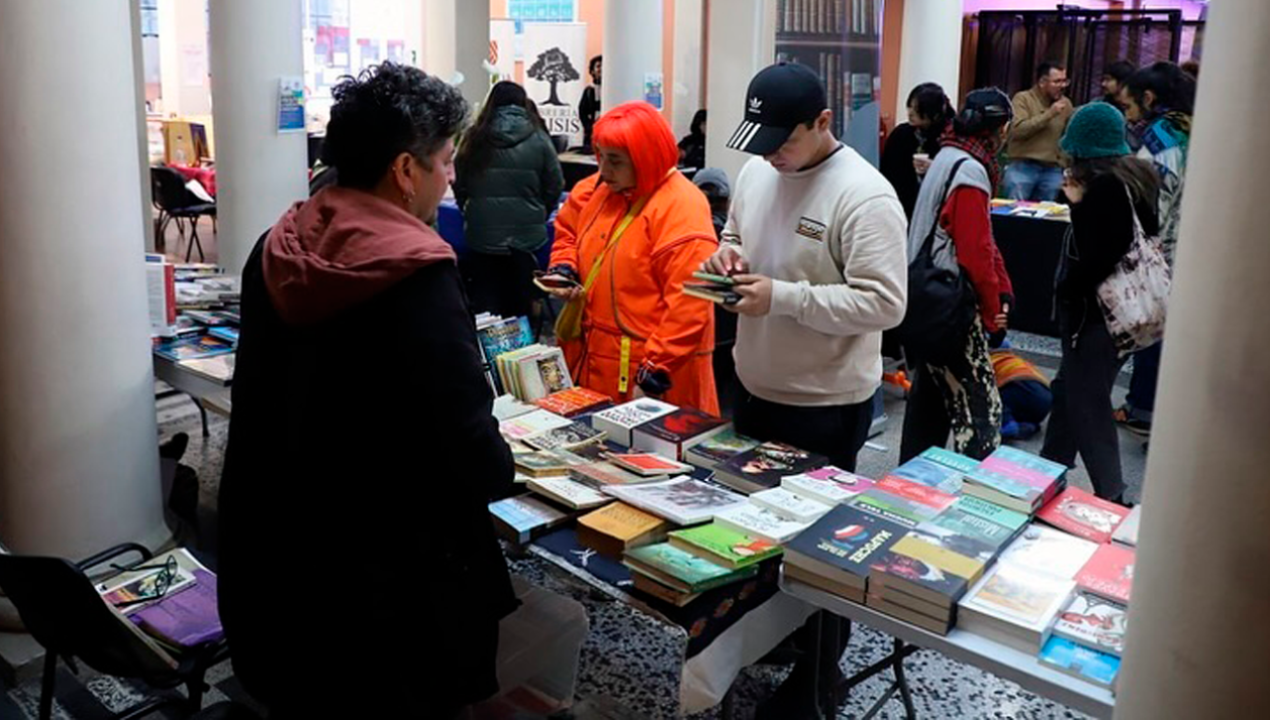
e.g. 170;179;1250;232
705;0;777;184
672;0;705;140
602;0;663;110
157;0;212;117
896;0;963;120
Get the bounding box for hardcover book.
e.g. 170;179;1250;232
1038;636;1121;688
999;524;1100;581
715;441;828;495
603;477;748;526
784;506;907;590
1037;487;1130;544
631;408;731;460
1050;592;1128;657
1075;543;1135;605
713;504;813;544
623;543;757;594
888;458;964;494
668;522;783;569
749;487;834;523
591;399;679;446
683;428;761;469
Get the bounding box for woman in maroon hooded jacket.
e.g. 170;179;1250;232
219;63;516;718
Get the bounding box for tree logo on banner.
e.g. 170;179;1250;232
527;47;579;106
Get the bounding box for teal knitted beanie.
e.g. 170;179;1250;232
1061;102;1131;159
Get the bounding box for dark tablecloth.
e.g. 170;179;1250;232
992;214;1068;338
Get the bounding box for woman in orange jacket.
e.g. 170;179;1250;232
542;102;719;414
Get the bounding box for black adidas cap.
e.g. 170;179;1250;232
727;62;828;156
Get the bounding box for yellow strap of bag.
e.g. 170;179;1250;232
553;197;648;343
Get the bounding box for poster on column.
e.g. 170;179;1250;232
278;77;306;133
489;19;518;82
523;23;587;146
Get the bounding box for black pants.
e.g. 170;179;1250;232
460;249;541;319
1042;308;1127;501
900;314;1002;463
733;386;874;472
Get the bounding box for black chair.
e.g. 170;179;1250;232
152;166;216;263
0;544;230;720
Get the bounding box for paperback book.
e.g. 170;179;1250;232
781;467;875;506
591;399;679;446
783;506;907;593
568;461;665;488
602;477;748;526
911;515;1008;564
489;495;572;545
1049;592;1128;657
608;453;695;477
522;421;607;452
919;447;981;474
153;335;235;362
959;563;1076;650
499;409;573;442
1038;636;1121;688
514;450;576;478
888;457;964;494
749;487;834;523
526;476;613;511
872;476;958;515
999;524;1100;581
1075;543;1135;605
1037;487;1130;544
683;428;761;469
533;387;613;417
962;467;1047;515
715;441;828;495
713;504;813;544
576;502;669;557
667;523;783;570
631;408;731;460
869;533;987;608
623;543;757;594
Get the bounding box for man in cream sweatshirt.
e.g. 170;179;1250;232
705;62;908;473
704;64;907;720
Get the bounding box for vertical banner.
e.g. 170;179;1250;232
524;22;588;146
490;19;518;81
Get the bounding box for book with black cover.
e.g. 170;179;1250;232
631;408;731;460
715;441;828;495
784;505;906;592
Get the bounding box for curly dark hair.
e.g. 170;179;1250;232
321;62;468;190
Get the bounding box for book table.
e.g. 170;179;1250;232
781;572;1116;720
153;354;233;437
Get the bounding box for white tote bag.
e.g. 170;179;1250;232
1097;188;1172;356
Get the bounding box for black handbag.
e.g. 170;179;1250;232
896;158;977;361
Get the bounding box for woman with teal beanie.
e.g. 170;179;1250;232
1041;102;1159;503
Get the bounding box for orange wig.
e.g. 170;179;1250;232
593;101;679;199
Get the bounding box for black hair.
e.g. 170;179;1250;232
1103;60;1136;84
457;81;536;172
322;62;468;190
1069;155;1160;208
589;55;603;74
906;82;954;129
690;109;707;138
954;87;1012;136
1037;61;1066;81
1126;61;1196;116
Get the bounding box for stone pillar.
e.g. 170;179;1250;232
208;0;309;275
894;0;963;120
705;0;777;183
602;0;663;111
1114;3;1270;718
0;0;167;558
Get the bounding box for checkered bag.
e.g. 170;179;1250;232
1097;187;1172;356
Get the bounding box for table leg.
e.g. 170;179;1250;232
894;639;917;718
194;398;210;438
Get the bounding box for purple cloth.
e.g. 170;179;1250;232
131;569;224;648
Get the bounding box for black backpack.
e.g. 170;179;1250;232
895;158;977;362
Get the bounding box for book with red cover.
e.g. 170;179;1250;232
609;453;694;476
533;387;613;417
874;476;958;515
1037;487;1130;544
631;408;731;460
1076;543;1136;604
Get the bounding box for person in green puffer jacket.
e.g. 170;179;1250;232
454;81;565;318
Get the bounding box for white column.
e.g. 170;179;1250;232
602;0;663;111
672;0;706;140
894;0;963;121
158;0;212;118
705;0;777;184
209;0;309;276
424;0;491;111
0;0;167;558
1114;3;1270;718
131;0;157;253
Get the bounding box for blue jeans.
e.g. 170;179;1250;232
1125;341;1162;422
1003;160;1064;202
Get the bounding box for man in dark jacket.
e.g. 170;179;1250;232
218;62;516;718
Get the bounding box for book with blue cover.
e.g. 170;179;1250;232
988;446;1068;480
208;326;239;344
889;457;964;494
920;447;980;474
1038;636;1121;688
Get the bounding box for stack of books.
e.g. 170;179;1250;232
623;543;759;607
495;344;573;402
783;505;908;602
668;523;784;570
713;441;828;495
850;476;958;528
961;447;1068;515
958;525;1099;653
476;315;535;394
712;483;836;544
577;502;669;558
1039;591;1127;688
489;495;574;545
867;531;988;635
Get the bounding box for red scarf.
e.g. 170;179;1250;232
940;126;1002;191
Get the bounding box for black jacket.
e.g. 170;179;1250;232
880;123;942;220
218;236;516;716
1056;173;1160;331
454;106;564;256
